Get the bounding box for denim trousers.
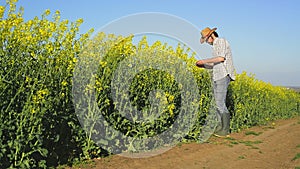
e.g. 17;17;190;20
213;75;231;126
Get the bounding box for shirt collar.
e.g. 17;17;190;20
213;37;220;46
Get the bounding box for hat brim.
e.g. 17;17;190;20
200;37;205;44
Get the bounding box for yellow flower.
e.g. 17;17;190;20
32;95;39;104
26;35;32;42
0;6;5;17
37;89;49;96
168;104;175;117
72;57;77;63
25;76;31;82
44;9;50;16
55;10;60;16
168;95;174;102
100;61;107;67
61;80;68;87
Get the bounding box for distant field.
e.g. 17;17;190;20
285;86;300;92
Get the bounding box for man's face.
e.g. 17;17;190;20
206;36;213;45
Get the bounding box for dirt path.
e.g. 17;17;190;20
74;117;300;169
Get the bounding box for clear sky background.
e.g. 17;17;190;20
2;0;300;87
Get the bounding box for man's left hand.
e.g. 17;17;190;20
196;60;205;68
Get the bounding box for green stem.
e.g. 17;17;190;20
5;82;24;112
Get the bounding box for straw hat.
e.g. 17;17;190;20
200;27;217;44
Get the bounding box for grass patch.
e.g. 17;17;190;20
240;140;263;146
238;140;263;150
224;137;236;141
238;155;246;159
253;140;263;144
264;126;275;129
250;146;260;150
177;142;183;147
56;159;96;169
230;141;239;145
296;144;300;148
226;140;239;147
292;153;300;161
245;131;262;136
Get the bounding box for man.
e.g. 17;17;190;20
196;27;236;137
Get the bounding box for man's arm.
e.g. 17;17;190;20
197;56;225;65
195;56;225;68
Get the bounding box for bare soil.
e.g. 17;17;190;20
70;117;300;169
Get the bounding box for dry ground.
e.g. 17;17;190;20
68;117;300;169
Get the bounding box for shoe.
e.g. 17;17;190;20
222;113;230;134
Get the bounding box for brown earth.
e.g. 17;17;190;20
70;117;300;169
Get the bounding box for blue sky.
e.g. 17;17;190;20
2;0;300;86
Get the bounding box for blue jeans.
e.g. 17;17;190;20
213;75;231;134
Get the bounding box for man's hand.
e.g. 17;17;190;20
196;60;214;69
196;60;205;68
